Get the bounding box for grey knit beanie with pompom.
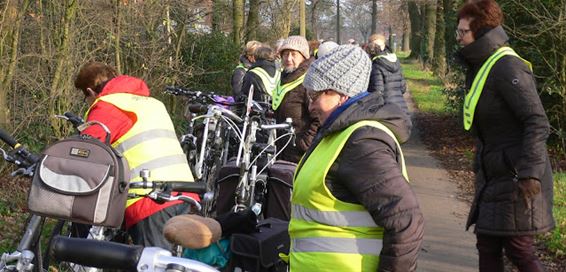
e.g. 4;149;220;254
303;44;371;97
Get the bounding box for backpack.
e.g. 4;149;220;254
27;121;130;227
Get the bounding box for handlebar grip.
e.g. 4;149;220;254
0;128;18;148
51;236;143;271
165;182;207;194
188;104;208;114
260;123;292;130
64;112;84;127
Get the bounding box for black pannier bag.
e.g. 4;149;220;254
216;159;296;219
229;217;290;272
27;121;130;227
263;160;296;221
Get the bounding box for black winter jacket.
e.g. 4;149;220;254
240;59;278;103
299;92;424;271
368;50;408;106
274;58;320;163
459;26;555;235
231;55;253;97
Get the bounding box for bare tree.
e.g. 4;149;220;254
233;0;244;44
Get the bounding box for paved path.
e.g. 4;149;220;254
404;95;478;271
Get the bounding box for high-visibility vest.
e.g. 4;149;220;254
86;93;194;207
289;120;408;271
463;46;532;130
272;74;306;110
372;52;398;62
249;67;281;97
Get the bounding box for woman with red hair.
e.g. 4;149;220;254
456;1;554;271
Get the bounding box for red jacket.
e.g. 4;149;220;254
83;76;197;229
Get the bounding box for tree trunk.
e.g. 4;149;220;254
299;0;306;37
211;0;222;32
444;0;459;67
371;0;378;35
233;0;244;45
433;0;446;78
246;0;259;41
49;0;78;139
114;0;122;73
0;0;30;126
407;1;422;59
310;0;320;39
337;0;341;44
422;0;437;68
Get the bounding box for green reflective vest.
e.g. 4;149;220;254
86;93;194;207
272;74;306;110
289;120;408;272
463;46;532;130
249;67;281;97
371;52;398;62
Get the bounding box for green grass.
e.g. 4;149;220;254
541;172;566;256
401;60;452;115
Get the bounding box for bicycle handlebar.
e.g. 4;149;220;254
0;128;19;148
51;236;219;272
51;236;143;271
129;181;207;194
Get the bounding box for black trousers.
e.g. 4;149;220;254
476;234;544;272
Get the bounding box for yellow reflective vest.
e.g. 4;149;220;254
463;46;532;130
86;93;194;207
249;67;281;97
289;120;408;271
272;74;306;110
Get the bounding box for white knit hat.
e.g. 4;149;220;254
278;36;310;59
303;45;371;97
316;41;338;59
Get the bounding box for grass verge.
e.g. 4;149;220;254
541;173;566;256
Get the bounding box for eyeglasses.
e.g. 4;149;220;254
307;90;329;102
455;28;471;38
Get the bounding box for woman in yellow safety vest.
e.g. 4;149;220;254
289;44;424;271
456;1;554;271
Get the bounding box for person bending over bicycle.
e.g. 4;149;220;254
74;62;197;249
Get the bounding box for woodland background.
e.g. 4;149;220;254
1;0;564;158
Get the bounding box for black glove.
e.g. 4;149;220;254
214;209;257;237
517;178;541;210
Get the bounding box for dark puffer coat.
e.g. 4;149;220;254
368;48;410;116
299;92;424;271
459;26;555;236
274;58;319;163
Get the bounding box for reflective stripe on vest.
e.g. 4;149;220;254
372;52;398;62
463;47;532;130
289;120;408;271
249;67;281;97
86;93;194;207
272;74;306;110
233;62;247;72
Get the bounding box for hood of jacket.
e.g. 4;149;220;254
239;55;253;69
249;59;278;77
280;58;314;84
373;51;401;73
318;92;410;144
98;75;150;97
458;25;509;68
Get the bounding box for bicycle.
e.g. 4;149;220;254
165;86;243;216
0;129;47;272
50;236;219;272
231;87;295;215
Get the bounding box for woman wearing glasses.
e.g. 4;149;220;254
456;1;554;271
288;45;423;271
